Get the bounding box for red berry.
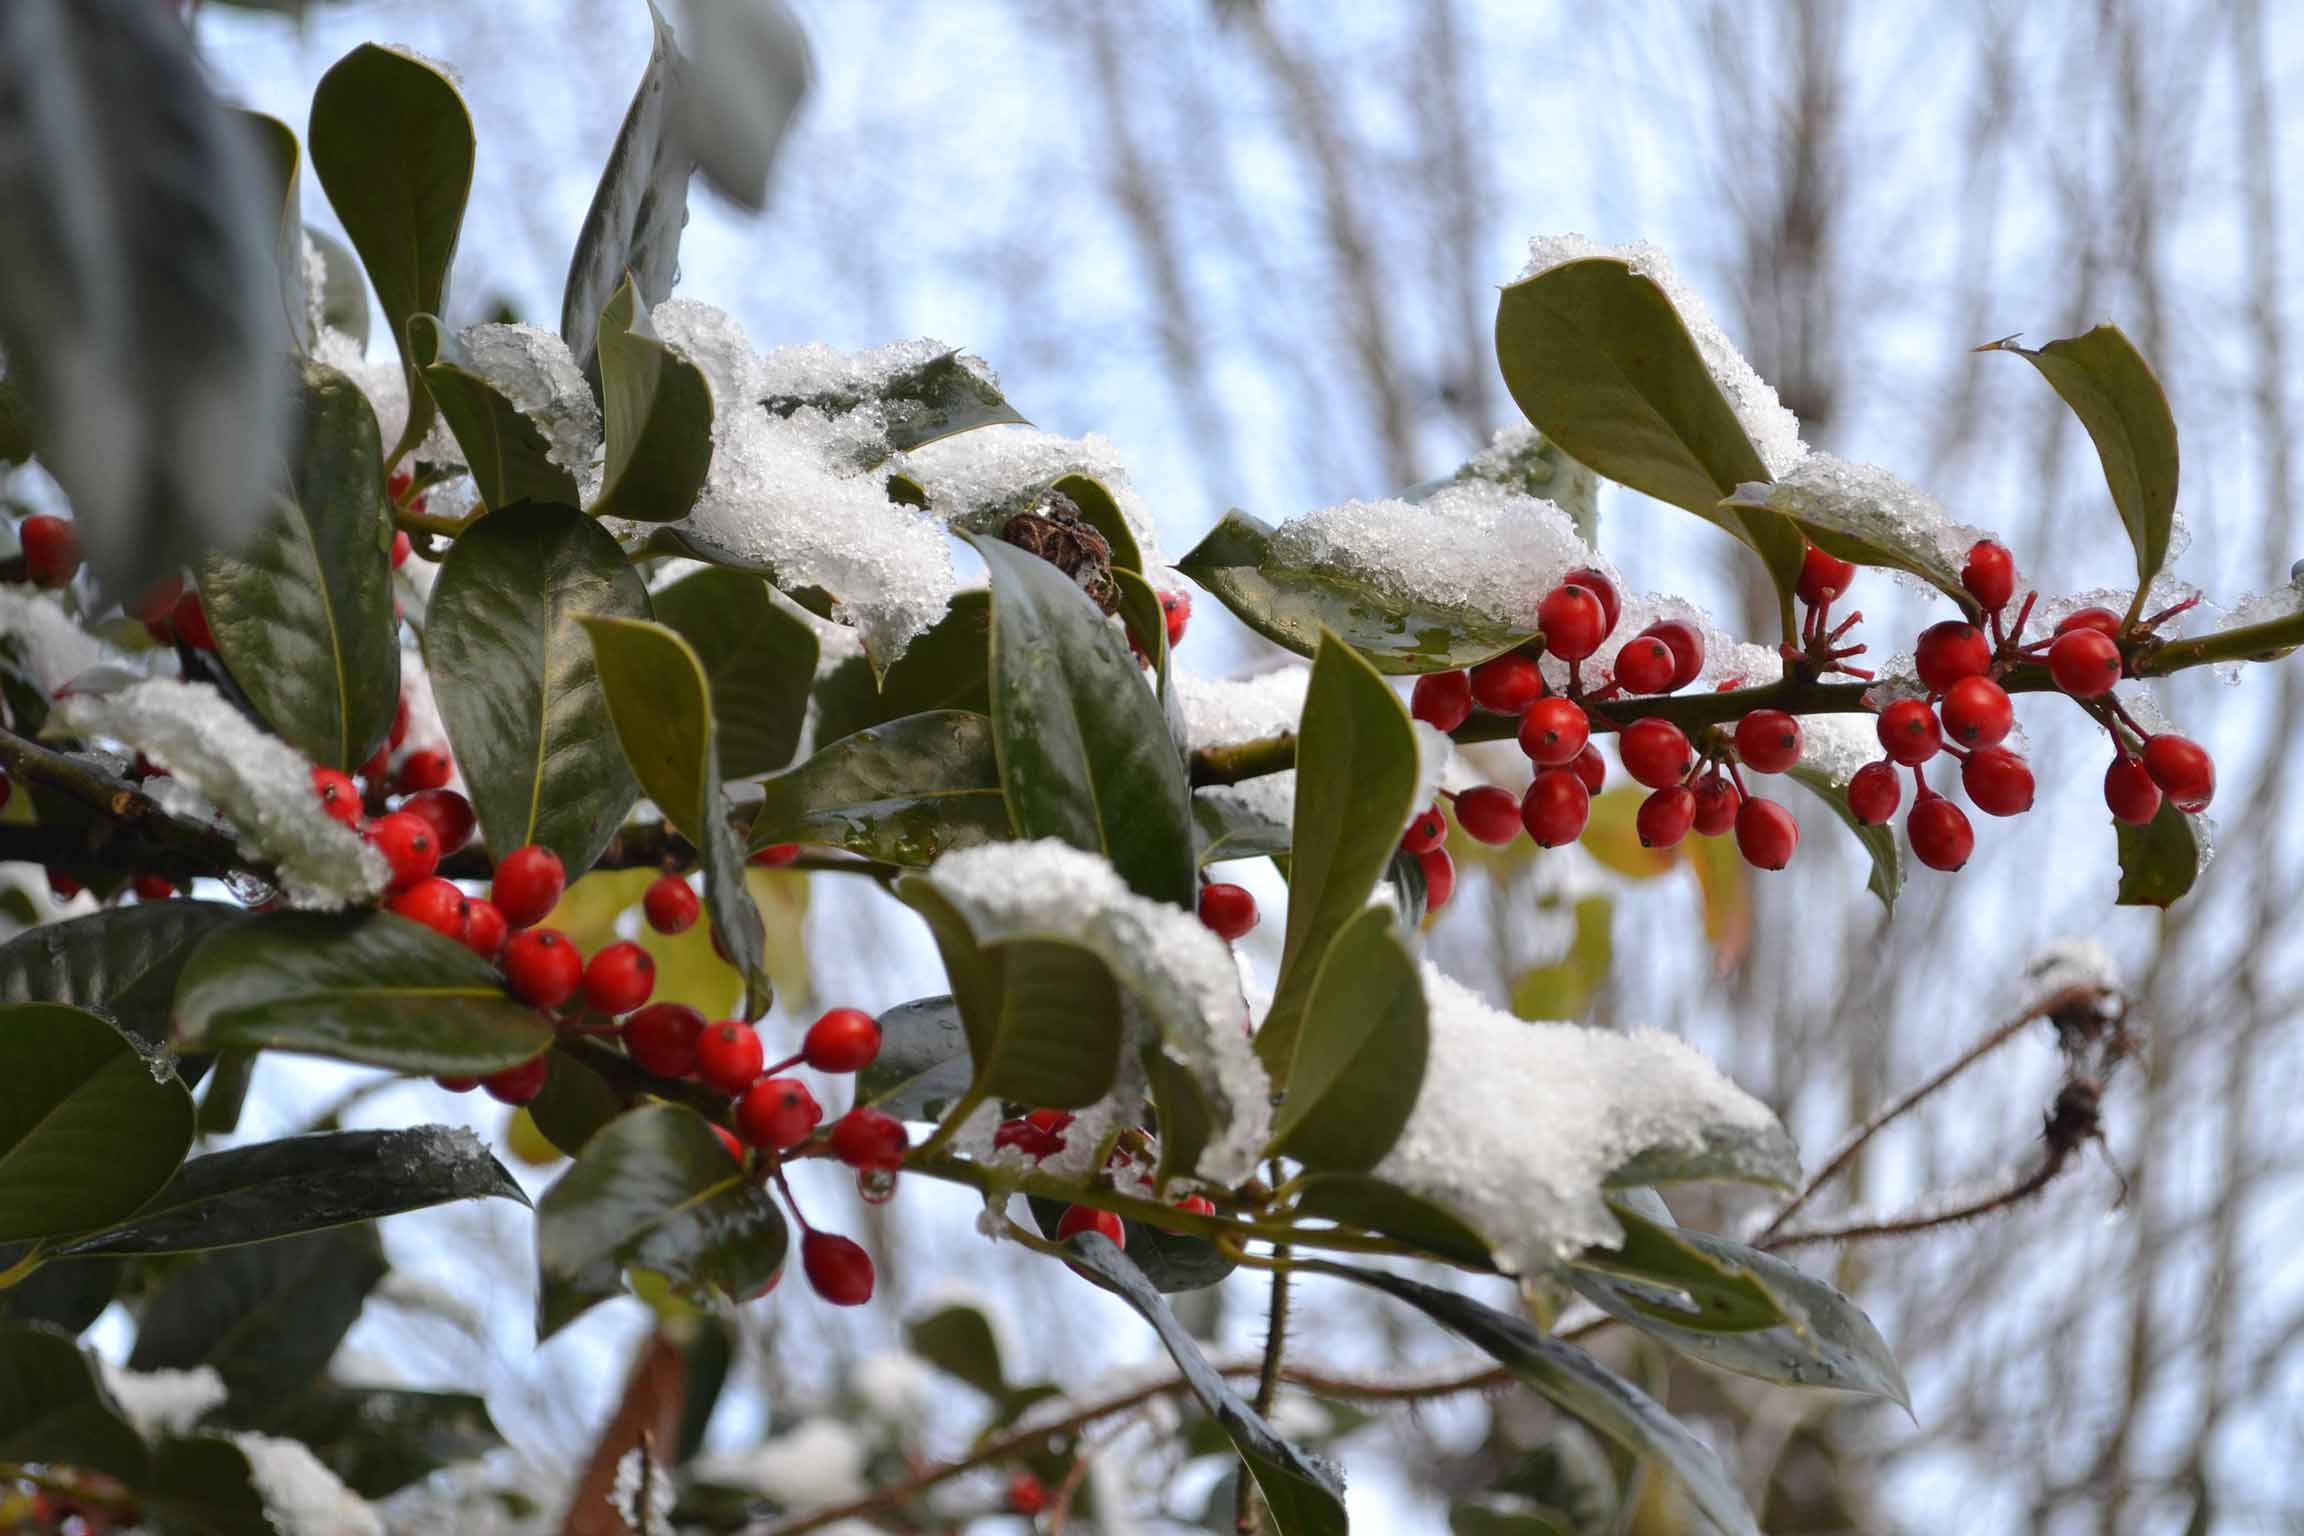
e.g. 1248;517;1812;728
1469;653;1544;715
696;1020;766;1095
738;1076;821;1150
624;1002;705;1077
1411;670;1473;732
1961;746;2035;817
388;876;469;940
643;875;700;935
311;767;363;827
502;927;583;1008
712;1123;745;1161
1690;771;1741;836
394;748;452;794
2047;629;2122;697
1939;675;2013;746
1876;699;1943;765
462;899;508;960
1198;882;1257;942
1613;636;1677;695
748;843;801;868
1536;583;1608;661
1571;744;1605;794
2140;733;2214;812
1008;1473;1048;1517
1618;717;1694;789
1160;589;1191;647
1175;1194;1217;1218
389;692;411;750
366;810;439;892
391;528;412;569
803;1007;883;1073
1521;768;1591;848
2104;754;2163;825
1640;619;1707;691
1401;805;1447;855
1417;846;1456;910
492;845;565;929
1562;568;1621;634
1732;709;1803;773
400;788;475;854
2055;606;2122;638
131;574;185;627
800;1230;874;1306
1517;696;1589;766
47;870;82;900
828;1106;908;1171
1453;785;1523;845
1961;540;2016;611
1637;785;1696;848
1908;793;1975;872
1734;796;1799;870
171;592;215;652
482;1055;549;1105
1796;545;1857;606
1847;760;1902;825
1914;621;1991;693
19;515;82;588
583;941;655;1015
435;1075;479;1093
1027;1108;1076;1136
132;874;178;901
358;743;390;783
1056;1203;1125;1246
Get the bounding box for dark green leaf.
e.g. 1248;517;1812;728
1566;1205;1783;1332
0;1004;191;1244
195;1050;258;1136
0;1322;148;1482
426;503;648;869
0;901;245;1049
130;1224;386;1400
748;709;1008;865
2115;797;2207;908
0;0;288;596
856;996;973;1121
1722;478;1975;613
580;615;771;1015
1054;474;1141;574
1990;327;2179;593
202;362;401;771
971;532;1194;908
809;590;990;745
141;1435;274;1535
765;348;1029;459
410;316;584;510
591;275;715;523
0;1243;116;1333
529;1048;627;1158
651;567;817;779
307;226;369;346
227;1383;502;1499
172;910;553;1074
1121;1212;1238;1295
309;42;474;463
1257;634;1422;1083
667;0;811;212
535;1104;787;1337
1193;787;1293;863
1268;906;1425;1172
1179;510;1534;674
1784;758;1902;913
48;1126;527;1259
1604;1116;1801;1193
1300;1260;1761;1536
237;110;308;355
907;1300;1011;1400
561;0;688;393
673;1316;736;1465
1292;1173;1495;1269
1064;1233;1347;1536
1113;565;1189;759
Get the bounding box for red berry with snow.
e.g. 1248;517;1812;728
1961;746;2035;816
492;845;565;929
461;899;507;960
1418;847;1456;911
2140;733;2215;811
1961;540;2016;611
1914;620;1991;693
1847;760;1902;825
1908;793;1975;871
1690;771;1740;836
1732;709;1803;773
2047;629;2122;697
1734;796;1799;869
1517;696;1589;766
696;1020;766;1095
829;1106;908;1171
738;1075;821;1150
583;941;655;1015
1939;675;2014;746
1056;1203;1126;1246
1562;567;1621;634
1198;882;1257;941
502;928;582;1008
482;1056;549;1105
1619;717;1694;789
367;811;438;892
1637;785;1696;849
643;875;699;934
311;767;362;827
401;788;474;853
1796;545;1856;606
1401;805;1447;855
803;1007;883;1073
1640;618;1707;691
1469;653;1544;714
388;876;469;940
1520;768;1591;848
389;693;410;750
625;1002;706;1078
19;515;81;588
1452;785;1523;845
1411;670;1473;732
2104;754;2163;824
394;748;452;794
1876;698;1943;765
1537;583;1609;661
801;1231;874;1306
1613;635;1677;694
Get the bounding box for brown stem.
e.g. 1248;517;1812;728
1238;1240;1293;1534
1757;1147;2074;1251
0;728;265;885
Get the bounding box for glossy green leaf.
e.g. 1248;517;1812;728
1990;326;2180;593
907;1300;1013;1400
46;1126;527;1259
1784;758;1903;912
1054;474;1141;574
0;1005;191;1244
202;362;401;771
1292;1172;1496;1269
410;315;583;510
140;1436;274;1536
1065;1233;1347;1536
590;275;715;522
1567;1205;1782;1332
1300;1260;1761;1536
972;532;1195;908
748;710;1008;866
0;1323;149;1483
561;0;687;391
764;347;1029;459
130;1223;386;1400
2116;798;2207;908
1122;1210;1239;1295
1179;510;1535;674
194;1049;257;1136
426;503;648;869
1722;478;1974;612
810;590;991;745
528;1048;627;1158
172;911;553;1074
226;1383;502;1499
1604;1115;1802;1193
1257;634;1422;1083
581;615;771;1015
237;110;308;354
651;567;817;779
308;42;474;463
1193;786;1294;863
1268;906;1425;1172
535;1104;787;1338
0;901;245;1050
0;1242;116;1333
307;226;370;346
1113;564;1189;759
856;996;973;1121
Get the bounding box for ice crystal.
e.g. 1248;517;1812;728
1760;453;1996;590
2213;572;2304;681
1265;481;1589;631
233;1432;382;1536
1177;666;1309;750
0;590;118;692
455;322;603;478
313;326;410;461
98;1361;225;1438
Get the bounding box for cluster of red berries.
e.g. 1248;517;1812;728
989;1109;1218;1262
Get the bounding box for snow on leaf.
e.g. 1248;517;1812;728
0;589;121;693
1177;666;1309;752
232;1431;383;1536
96;1360;225;1438
453;322;603;480
1736;452;1999;602
903;425;1166;564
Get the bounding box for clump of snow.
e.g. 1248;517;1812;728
690;1417;869;1507
54;680;387;908
924;840;1270;1183
1794;711;1879;786
2213;572;2304;681
1754;454;1997;591
455;323;602;479
1372;965;1786;1273
1178;666;1308;750
313;326;410;459
2027;937;2118;1000
2034;579;2202;640
1456;423;1600;512
851;1349;937;1426
1409;721;1453;819
232;1431;382;1536
0;589;119;693
98;1361;225;1437
903;425;1165;565
1518;235;1807;477
610;1445;674;1536
1264;481;1584;632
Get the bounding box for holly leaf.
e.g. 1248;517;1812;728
0;1322;149;1484
810;590;990;745
1784;758;1903;913
590;275;715;523
0;1004;192;1244
650;566;817;780
410;315;584;510
1267;905;1425;1173
129;1223;387;1401
2115;798;2207;908
0;901;246;1050
855;996;973;1122
747;710;1008;866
